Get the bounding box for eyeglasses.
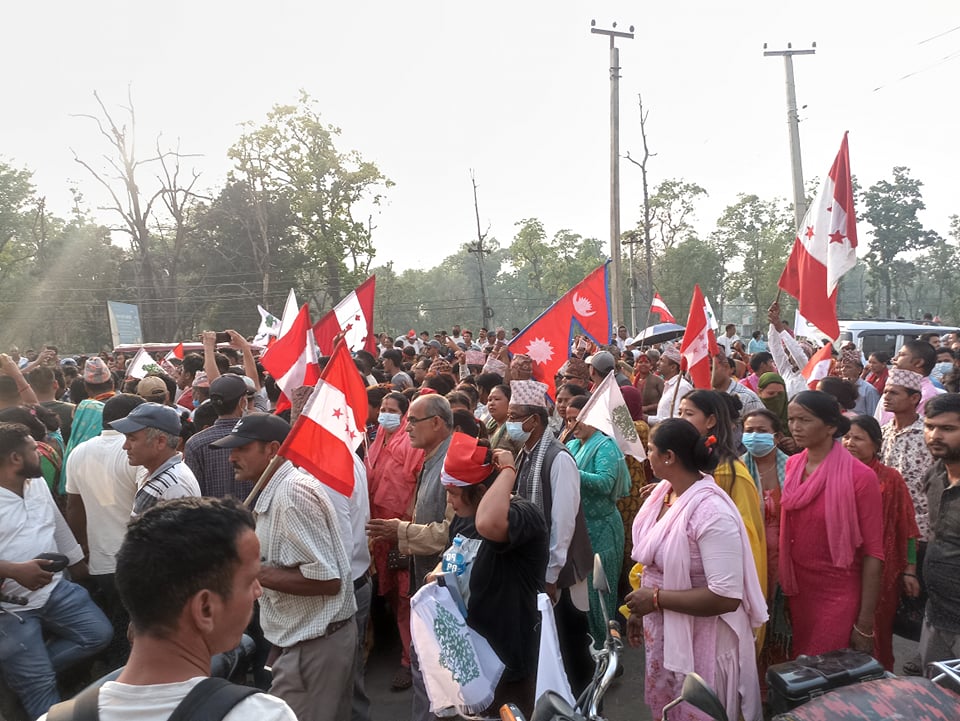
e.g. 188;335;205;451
406;414;437;426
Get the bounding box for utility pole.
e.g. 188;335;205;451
592;20;634;331
469;170;494;331
764;42;816;230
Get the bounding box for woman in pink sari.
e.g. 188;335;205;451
781;391;884;657
364;391;425;689
626;418;767;721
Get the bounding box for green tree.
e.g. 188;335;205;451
710;194;794;323
861;167;937;316
655;238;723;320
228;92;393;310
648;178;708;251
0;160;39;285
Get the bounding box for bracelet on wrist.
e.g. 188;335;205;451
499;465;516;474
902;572;918;579
853;624;875;639
652;587;661;611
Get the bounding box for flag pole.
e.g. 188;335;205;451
668;367;685;419
243;454;286;508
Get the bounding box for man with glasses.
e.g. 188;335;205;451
366;393;454;721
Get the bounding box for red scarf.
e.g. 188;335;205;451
779;441;862;595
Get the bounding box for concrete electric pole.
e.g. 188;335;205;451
592;20;634;332
763;42;816;231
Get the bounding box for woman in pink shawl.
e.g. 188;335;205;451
364;391;425;689
626;418;767;721
781;391;884;657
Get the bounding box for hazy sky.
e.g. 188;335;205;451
3;1;958;276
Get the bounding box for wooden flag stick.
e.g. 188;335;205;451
243;453;286;508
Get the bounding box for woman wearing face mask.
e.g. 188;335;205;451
781;391;884;658
566;409;631;647
740;408;792;673
842;414;920;671
363;391;425;690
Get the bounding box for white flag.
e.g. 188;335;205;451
535;593;575;706
253;305;281;346
125;347;162;380
277;288;299;339
702;294;720;332
576;371;646;462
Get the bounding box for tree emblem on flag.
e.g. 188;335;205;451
434;604;480;684
612;405;638;443
143;363;163;377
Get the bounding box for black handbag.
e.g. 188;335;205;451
892;592;925;642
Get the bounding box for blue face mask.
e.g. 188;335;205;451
378;412;401;431
505;419;531;444
742;431;776;457
192;398;200;408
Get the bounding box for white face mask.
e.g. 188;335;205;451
933;361;953;381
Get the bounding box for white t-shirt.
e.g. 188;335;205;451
64;430;139;575
39;678;296;721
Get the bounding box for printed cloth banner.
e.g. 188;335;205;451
410;582;504;716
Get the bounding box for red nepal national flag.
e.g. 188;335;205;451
802;342;835;389
279;339;367;496
507;262;611;394
260;304;321;412
313;276;377;356
778;133;858;340
650;293;676;323
679;284;718;389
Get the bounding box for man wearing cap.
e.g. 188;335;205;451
183;373;254;499
510;353;534;382
111;402;200;516
647;346;693;423
588;351;630;388
212;413;357;721
136;375;170;405
838;349;880;416
881;369;936;549
876;339;945;426
64;393;146;667
506;379;594;694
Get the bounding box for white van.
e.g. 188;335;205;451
836;321;960;358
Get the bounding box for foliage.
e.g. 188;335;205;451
860;167;937;316
228;91;394;310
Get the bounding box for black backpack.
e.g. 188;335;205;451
47;677;259;721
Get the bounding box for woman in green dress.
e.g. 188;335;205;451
566;406;631;646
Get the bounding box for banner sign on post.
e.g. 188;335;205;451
107;301;144;347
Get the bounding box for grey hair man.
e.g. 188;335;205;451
110;402;200;516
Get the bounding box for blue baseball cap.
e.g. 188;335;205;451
110;402;182;436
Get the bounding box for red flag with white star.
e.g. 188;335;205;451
278;339;367;496
313;275;377;356
778;133;858;339
679;284;718;389
507;262;611;395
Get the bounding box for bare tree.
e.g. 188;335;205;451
624;93;656;331
72;89;202;339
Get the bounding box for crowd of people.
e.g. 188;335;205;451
3;307;960;721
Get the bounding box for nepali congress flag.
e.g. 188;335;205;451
650;292;676;324
508;262;611;394
802;341;835;389
279;339;367;496
261;304;321;412
313;276;377;356
679;284;718;389
778;133;858;340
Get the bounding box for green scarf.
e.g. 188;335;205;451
758;372;790;437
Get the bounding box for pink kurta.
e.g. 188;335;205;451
639;492;763;721
780;456;884;657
